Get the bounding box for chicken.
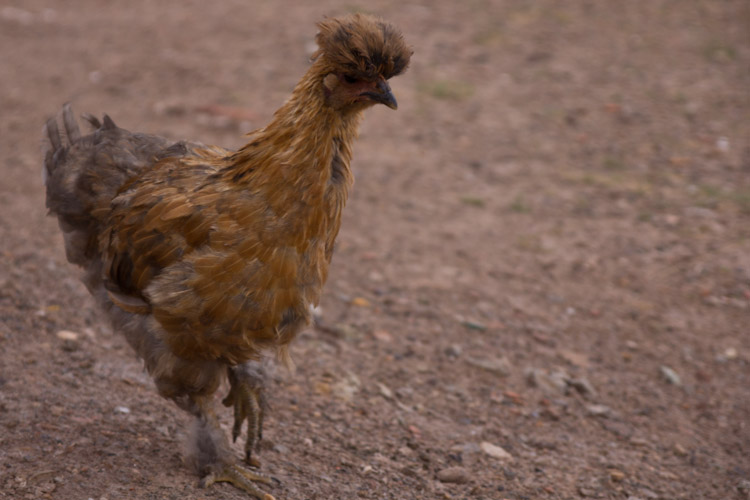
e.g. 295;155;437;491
42;14;410;500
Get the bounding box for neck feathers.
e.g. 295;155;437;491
228;61;360;202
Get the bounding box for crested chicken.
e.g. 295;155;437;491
42;14;410;500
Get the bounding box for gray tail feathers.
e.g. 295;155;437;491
42;103;115;185
42;103;119;269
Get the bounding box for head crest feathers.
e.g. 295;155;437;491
313;14;412;80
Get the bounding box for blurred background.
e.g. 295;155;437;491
1;1;748;499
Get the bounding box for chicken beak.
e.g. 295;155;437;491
375;79;398;110
360;79;398;110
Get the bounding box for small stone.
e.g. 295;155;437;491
377;382;393;400
314;381;332;396
673;443;688;456
568;377;596;397
586;404;611;417
629;437;650;448
659;366;682;386
724;347;738;360
56;330;79;341
397;446;413;457
467;356;511;376
450;442;480;455
547;370;570;392
737;479;750;498
114;406;130;414
436;466;471;484
273;443;289;454
480;441;513;461
716;136;730;153
558;349;589;368
332;372;361;402
351;297;370;307
460;320;487;332
445;344;462;358
639;488;659;499
329;323;361;341
608;469;625;482
372;330;392;342
526;368;554;392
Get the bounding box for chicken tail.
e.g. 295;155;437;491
43;103;174;271
42;103;110;185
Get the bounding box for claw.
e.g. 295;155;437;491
224;363;267;466
201;463;277;500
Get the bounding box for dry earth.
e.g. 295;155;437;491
1;1;749;499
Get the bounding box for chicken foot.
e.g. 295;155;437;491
188;395;277;500
201;463;277;500
223;362;267;466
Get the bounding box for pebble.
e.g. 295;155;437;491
568;377;597;397
372;330;392;342
659;366;682;386
558;349;589;368
547;370;569;392
737;479;750;498
450;442;480;455
716;136;730;153
480;441;513;461
444;344;462;358
273;443;289;454
639;488;659;499
114;406;130;414
467;356;511;376
436;466;471;484
351;297;370;307
56;330;79;341
673;443;688;456
608;469;625;482
397;446;413;457
377;382;394;400
525;368;568;395
586;404;612;418
461;320;487;332
332;372;360;401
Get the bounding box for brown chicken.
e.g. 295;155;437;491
42;14;410;500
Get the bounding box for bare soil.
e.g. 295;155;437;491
1;1;749;499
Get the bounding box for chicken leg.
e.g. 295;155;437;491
223;362;268;466
187;394;276;500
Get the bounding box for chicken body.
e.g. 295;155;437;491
43;14;410;500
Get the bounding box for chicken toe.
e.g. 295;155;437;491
201;462;278;500
223;362;267;465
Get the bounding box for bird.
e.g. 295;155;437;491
42;13;411;500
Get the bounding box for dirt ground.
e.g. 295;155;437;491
1;1;748;499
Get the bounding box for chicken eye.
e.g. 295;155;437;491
343;74;358;84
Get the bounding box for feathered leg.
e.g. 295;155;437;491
176;393;276;500
148;353;276;500
222;362;268;467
